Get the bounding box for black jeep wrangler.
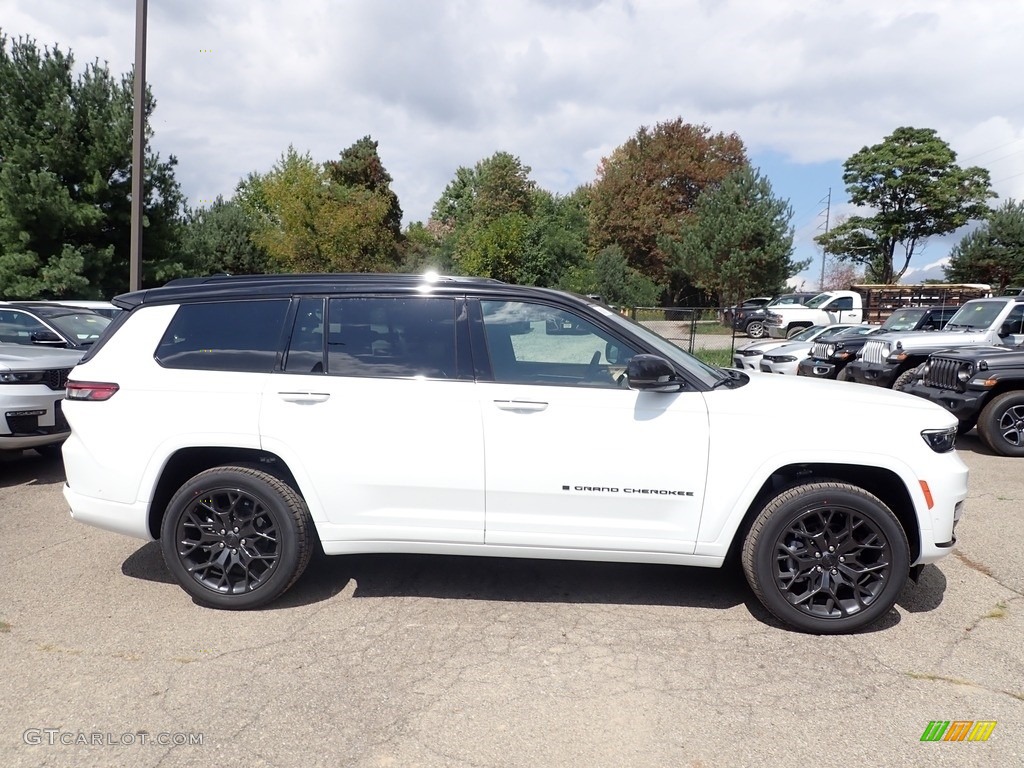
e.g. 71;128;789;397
906;345;1024;456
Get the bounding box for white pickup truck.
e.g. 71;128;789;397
765;291;864;339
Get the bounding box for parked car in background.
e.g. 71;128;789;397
734;324;836;370
0;303;111;350
797;325;884;380
732;293;819;339
847;296;1024;389
906;344;1024;455
719;296;772;329
759;324;871;376
45;300;122;320
62;272;968;634
0;344;85;457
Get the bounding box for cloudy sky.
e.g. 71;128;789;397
4;0;1024;288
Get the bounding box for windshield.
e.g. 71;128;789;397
46;312;111;344
945;301;1004;330
593;306;725;388
881;309;926;331
803;293;833;308
791;325;827;342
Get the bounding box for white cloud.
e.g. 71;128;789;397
3;0;1024;261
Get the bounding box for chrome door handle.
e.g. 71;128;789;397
277;392;330;404
493;399;548;413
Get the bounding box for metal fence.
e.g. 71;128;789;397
630;307;737;362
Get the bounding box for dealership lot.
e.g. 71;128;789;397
1;439;1021;768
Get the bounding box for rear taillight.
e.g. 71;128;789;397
65;380;119;401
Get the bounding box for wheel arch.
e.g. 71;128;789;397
147;447;301;539
722;462;920;566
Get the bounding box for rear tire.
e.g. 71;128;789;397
977;391;1024;457
160;466;314;609
741;482;909;634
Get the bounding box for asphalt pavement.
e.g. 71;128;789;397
0;436;1020;768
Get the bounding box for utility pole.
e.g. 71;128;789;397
818;187;831;290
129;0;148;292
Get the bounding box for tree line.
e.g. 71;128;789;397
2;33;1019;309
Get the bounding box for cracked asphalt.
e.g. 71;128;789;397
1;437;1021;768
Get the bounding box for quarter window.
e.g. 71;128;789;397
326;297;457;379
155;300;290;372
480;300;637;387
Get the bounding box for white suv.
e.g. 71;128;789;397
62;274;969;634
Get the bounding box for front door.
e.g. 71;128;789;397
474;299;710;554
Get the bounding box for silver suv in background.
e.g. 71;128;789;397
0;344;85;457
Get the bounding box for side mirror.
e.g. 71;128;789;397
998;322;1012;338
605;342;622;364
30;330;66;346
626;354;684;392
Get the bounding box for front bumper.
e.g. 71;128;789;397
905;382;987;423
0;389;68;449
846;361;899;387
797;358;839;379
915;452;969;565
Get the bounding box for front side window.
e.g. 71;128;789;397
0;310;49;344
1003;305;1024;335
326;297;457;379
155;300;290;372
480;301;638;388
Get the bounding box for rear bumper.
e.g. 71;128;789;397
63;484;154;541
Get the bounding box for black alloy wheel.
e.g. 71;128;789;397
742;482;909;634
745;320;766;339
160;466;314;609
978;391;1024;457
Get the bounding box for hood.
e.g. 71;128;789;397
871;328;988;351
932;345;1024;366
717;368;953;419
0;344;85;371
761;341;812;357
736;338;790;353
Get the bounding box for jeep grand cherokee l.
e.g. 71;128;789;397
62;274;969;634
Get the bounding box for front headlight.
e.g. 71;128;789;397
775;355;798;363
957;363;974;383
0;371;47;384
823;343;836;357
920;362;930;377
921;426;957;453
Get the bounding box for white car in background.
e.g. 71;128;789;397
733;324;854;370
759;325;876;375
0;344;85;457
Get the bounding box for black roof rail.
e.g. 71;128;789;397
161;272;505;287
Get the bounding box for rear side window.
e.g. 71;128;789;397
155;300;290;372
326;297;457;379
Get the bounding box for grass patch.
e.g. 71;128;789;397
692;348;733;368
984;602;1009;620
0;620;11;633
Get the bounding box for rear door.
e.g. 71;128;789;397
259;295;486;545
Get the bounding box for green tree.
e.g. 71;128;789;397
181;196;272;275
560;245;663;308
588;118;748;284
237;145;399;273
517;187;589;287
666;167;806;305
430;151;537;281
944;200;1024;292
0;33;185;298
816;126;995;284
326;136;403;242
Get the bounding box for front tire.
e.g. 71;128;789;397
836;366;852;382
741;482;909;634
892;364;924;391
786;324;808;339
745;320;766;339
160;466;314;609
977;391;1024;457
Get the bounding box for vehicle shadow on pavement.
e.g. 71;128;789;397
120;546;946;632
0;451;65;488
953;432;999;457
